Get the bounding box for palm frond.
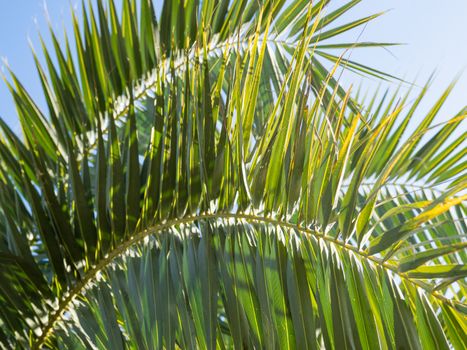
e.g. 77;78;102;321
0;0;465;349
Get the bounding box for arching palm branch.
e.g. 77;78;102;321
0;0;465;349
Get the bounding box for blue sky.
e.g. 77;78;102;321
330;0;467;121
1;1;466;131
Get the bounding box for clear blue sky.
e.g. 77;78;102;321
1;1;466;132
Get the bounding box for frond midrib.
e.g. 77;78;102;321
32;211;464;349
81;35;311;156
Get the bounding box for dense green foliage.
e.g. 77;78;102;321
0;0;465;349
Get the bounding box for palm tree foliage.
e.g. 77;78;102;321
0;0;466;348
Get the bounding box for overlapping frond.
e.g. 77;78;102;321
11;0;396;151
0;0;465;349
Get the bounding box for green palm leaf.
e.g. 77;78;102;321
0;0;465;349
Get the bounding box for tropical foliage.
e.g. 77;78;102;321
0;0;465;349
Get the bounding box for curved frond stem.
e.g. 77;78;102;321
82;34;377;156
33;211;466;349
82;37;291;150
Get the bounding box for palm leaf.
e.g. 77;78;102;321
0;0;465;349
